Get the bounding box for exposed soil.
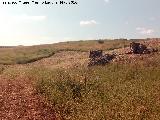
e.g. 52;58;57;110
30;51;89;69
0;75;56;120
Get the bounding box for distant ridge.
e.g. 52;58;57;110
0;46;15;48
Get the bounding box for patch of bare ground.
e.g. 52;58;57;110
0;75;56;120
106;40;160;64
14;51;89;69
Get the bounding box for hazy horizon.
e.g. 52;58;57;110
0;0;160;46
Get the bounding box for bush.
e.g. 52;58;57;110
97;40;104;44
0;65;5;74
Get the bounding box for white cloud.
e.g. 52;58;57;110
125;21;129;25
11;15;47;22
0;14;47;46
104;0;110;3
0;35;54;46
0;15;46;24
136;27;154;35
63;37;72;41
0;15;47;35
149;17;156;21
80;20;99;26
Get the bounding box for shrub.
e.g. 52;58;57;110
97;39;104;44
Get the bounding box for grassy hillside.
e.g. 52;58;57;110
31;53;160;119
0;46;54;65
0;39;129;65
0;39;160;119
2;51;159;119
52;39;130;51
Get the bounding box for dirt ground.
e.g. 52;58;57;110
30;51;89;69
0;74;56;120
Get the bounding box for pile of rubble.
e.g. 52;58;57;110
88;50;115;67
127;42;158;54
88;41;158;66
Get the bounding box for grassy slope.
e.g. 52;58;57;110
0;39;129;65
30;53;160;120
0;39;160;119
0;46;54;64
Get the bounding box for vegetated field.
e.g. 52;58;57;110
0;39;130;65
0;39;160;120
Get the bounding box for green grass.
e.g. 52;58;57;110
0;46;55;65
29;53;160;120
52;39;130;52
0;39;159;65
0;39;130;65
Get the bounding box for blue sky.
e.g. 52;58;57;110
0;0;160;46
